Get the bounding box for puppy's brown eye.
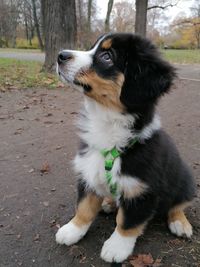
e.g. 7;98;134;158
102;53;111;61
100;52;112;63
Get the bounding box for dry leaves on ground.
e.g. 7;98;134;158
40;162;50;174
167;238;183;246
129;254;162;267
33;233;40;242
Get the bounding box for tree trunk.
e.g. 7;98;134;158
77;0;84;48
31;0;44;50
24;14;29;41
87;0;92;32
135;0;148;37
41;0;77;72
105;0;114;32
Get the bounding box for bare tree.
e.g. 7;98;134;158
147;0;179;11
135;0;148;37
135;0;180;37
111;1;135;32
76;0;84;48
0;0;20;47
20;0;35;46
87;0;93;33
105;0;114;32
41;0;77;72
76;0;98;49
31;0;43;50
190;0;200;18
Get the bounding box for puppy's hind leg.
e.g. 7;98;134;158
168;202;193;238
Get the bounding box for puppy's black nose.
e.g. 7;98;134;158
58;51;72;64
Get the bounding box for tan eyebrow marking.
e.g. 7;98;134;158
101;38;112;49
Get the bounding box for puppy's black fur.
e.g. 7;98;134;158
78;34;196;221
57;33;196;263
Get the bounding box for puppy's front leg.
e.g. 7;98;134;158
101;193;157;263
56;182;103;246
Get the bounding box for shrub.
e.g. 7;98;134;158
16;37;40;49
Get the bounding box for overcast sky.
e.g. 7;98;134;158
96;0;194;21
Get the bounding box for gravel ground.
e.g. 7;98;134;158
0;75;200;267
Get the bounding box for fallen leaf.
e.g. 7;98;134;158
44;121;53;124
33;233;40;241
168;239;183;246
32;98;38;104
9;86;18;90
49;219;56;227
153;258;162;267
23;105;29;110
59;203;66;208
129;254;162;267
40;162;50;174
44;113;53;117
43;201;49;207
69;245;86;263
16;234;21;239
43;78;54;85
57;81;65;88
23;211;30;216
5;81;13;86
14;128;23;135
56;146;62;150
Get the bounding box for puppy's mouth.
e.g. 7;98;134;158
58;70;68;82
73;79;92;92
57;66;72;83
58;66;91;93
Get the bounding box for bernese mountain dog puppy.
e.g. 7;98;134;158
56;33;196;263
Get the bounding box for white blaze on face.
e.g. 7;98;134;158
58;35;106;84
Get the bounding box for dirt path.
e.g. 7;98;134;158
0;78;200;267
0;51;44;62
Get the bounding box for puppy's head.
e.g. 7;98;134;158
57;33;175;112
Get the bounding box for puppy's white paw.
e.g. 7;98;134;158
101;229;136;263
169;220;193;238
56;221;91;246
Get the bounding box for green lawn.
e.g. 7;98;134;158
0;48;199;64
0;58;60;91
0;49;199;91
161;49;200;64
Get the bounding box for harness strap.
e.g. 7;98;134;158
100;137;138;197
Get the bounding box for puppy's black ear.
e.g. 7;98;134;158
120;35;176;109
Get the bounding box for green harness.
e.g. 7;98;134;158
100;138;138;197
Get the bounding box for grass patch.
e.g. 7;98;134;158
161;49;200;64
0;58;62;91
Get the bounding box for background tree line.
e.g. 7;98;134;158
0;0;199;71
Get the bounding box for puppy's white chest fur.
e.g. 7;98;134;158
74;149;116;196
73;97;135;197
73;98;158;197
